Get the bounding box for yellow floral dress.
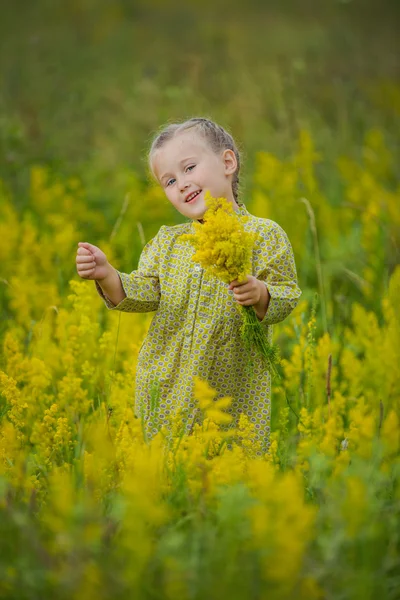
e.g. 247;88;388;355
95;203;301;452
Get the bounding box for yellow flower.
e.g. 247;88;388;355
179;191;258;284
193;376;233;425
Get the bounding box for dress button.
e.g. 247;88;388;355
194;264;201;271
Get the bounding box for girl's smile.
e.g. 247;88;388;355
185;189;202;203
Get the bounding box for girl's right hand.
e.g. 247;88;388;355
76;242;111;281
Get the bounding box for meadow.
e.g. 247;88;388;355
0;1;399;598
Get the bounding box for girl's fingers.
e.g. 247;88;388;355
78;263;95;273
233;287;253;297
77;247;93;257
76;255;95;264
79;270;95;279
229;276;250;287
229;281;254;293
78;271;95;279
234;292;255;303
78;242;98;255
234;294;254;303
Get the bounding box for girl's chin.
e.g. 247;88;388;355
184;203;205;219
190;209;206;220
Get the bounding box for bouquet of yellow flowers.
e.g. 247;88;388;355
179;192;281;379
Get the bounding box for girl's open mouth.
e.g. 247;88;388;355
186;190;202;204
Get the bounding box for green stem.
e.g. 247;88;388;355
240;305;281;380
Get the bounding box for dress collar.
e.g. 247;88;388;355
236;203;249;217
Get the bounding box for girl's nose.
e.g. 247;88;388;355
180;181;190;192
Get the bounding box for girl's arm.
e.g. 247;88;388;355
255;221;302;326
95;227;164;313
96;266;126;306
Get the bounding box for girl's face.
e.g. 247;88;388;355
151;130;239;220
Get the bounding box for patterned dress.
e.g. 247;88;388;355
95;203;301;452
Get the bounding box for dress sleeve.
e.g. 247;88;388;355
254;220;302;326
94;226;163;313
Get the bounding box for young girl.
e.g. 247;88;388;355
76;117;301;454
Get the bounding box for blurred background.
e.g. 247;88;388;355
1;0;399;195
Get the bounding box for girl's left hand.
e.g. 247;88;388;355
228;275;265;306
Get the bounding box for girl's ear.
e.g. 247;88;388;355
222;149;237;174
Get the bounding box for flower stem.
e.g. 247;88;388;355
240;305;281;380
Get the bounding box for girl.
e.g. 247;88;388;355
76;117;301;454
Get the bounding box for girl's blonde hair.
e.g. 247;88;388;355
148;117;243;204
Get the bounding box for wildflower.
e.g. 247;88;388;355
193;376;233;425
180;192;257;284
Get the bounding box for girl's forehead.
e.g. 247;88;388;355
160;131;209;155
152;132;211;171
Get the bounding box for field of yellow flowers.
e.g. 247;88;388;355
0;120;399;599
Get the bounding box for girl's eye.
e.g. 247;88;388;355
166;165;195;187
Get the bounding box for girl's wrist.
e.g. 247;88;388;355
96;265;126;306
95;262;115;283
